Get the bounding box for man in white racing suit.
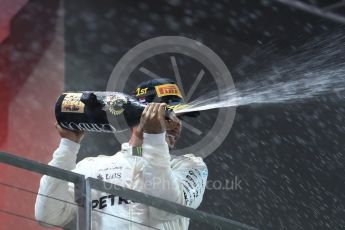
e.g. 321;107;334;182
35;79;208;229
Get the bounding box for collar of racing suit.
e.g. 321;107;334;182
121;143;143;157
121;142;181;163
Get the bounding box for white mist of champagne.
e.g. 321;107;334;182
176;31;345;114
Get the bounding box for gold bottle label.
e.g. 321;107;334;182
61;93;85;113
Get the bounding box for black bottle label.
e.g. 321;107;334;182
55;91;188;133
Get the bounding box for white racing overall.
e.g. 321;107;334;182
35;132;208;230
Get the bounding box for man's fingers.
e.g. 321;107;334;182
77;131;85;138
170;112;179;123
149;103;159;119
141;102;167;134
153;103;161;116
165;111;181;130
146;103;155;118
157;103;167;130
142;103;149;118
55;122;63;132
158;103;166;120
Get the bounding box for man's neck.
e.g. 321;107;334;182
128;136;143;147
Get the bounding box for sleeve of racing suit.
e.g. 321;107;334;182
142;132;208;221
34;138;80;227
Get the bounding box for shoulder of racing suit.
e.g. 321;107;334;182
73;153;120;176
171;154;208;209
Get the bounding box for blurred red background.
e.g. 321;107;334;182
0;1;64;229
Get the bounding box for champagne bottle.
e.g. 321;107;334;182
55;91;173;133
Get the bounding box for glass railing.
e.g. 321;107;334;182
0;151;258;230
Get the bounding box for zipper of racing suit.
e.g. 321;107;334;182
129;156;137;230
